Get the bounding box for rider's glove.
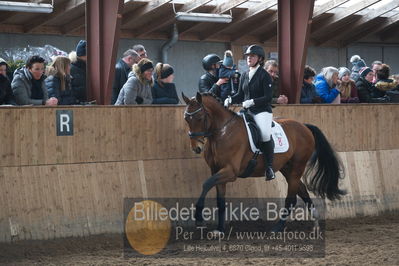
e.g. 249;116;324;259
224;96;232;107
242;99;254;109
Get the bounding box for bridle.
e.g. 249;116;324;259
184;102;237;142
184;104;212;140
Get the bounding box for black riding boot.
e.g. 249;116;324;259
260;140;275;181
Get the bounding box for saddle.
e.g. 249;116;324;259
238;109;289;154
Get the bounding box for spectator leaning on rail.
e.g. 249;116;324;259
300;65;323;104
70;40;87;103
45;56;79;105
12;55;57;106
0;59;15;105
349;55;366;81
371;60;382;84
198;53;228;95
115;58;153;105
111;49;140;104
337;67;359;103
374;64;399;97
355;67;388;103
151;63;179;104
315;67;340;104
264;60;288;104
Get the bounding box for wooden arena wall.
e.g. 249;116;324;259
0;104;398;242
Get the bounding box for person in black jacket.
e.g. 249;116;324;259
45;56;79;105
152;63;179;104
70;40;87;103
224;45;275;181
198;53;228;96
300;65;323;104
356;67;388;103
12;56;58;106
0;59;15;105
111;49;140;104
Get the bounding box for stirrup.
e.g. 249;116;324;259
265;167;275;181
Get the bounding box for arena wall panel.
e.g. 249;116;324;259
0;104;398;242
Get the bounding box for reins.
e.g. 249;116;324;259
184;103;237;139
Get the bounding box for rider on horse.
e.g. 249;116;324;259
224;45;275;181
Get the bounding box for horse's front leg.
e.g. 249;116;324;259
195;167;235;228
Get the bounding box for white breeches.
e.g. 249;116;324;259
252;111;273;142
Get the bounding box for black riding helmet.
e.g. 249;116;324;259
244;45;265;59
202;54;221;71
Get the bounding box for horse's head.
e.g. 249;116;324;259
182;92;211;154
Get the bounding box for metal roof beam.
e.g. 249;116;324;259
312;0;382;35
24;0;85;33
312;0;350;19
340;13;399;46
122;0;172;26
133;0;212;37
199;0;276;41
315;0;399;45
178;0;249;36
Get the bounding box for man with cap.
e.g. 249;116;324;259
198;53;228;95
355;66;385;103
224;44;276;181
70;40;87;103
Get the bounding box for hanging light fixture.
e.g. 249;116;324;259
175;12;232;23
172;1;232;23
0;1;54;13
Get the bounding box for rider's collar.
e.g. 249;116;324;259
249;64;260;71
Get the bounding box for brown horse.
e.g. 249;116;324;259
182;92;345;232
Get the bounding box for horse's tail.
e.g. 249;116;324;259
304;124;346;201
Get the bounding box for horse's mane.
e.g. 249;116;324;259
200;92;238;117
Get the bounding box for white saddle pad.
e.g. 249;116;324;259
242;115;289;154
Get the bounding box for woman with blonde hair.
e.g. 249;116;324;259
45;56;78;105
315;66;340;103
337;67;359;103
151;63;179;104
115;58;153;105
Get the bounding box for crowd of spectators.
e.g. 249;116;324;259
1;43;398;106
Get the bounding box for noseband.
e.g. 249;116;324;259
184;103;238;142
184;104;212;139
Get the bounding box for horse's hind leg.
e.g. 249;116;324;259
298;181;320;228
273;163;306;232
272;175;300;232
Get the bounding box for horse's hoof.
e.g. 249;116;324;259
212;230;222;236
210;230;224;240
313;220;320;229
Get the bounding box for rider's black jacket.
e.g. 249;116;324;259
231;66;273;114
